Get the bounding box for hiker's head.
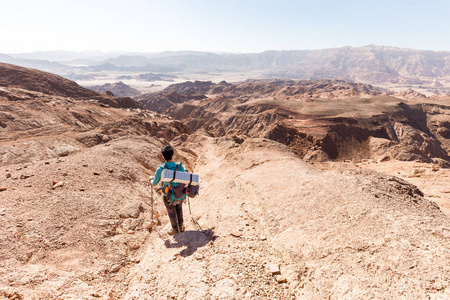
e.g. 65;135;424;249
161;145;174;161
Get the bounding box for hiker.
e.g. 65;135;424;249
150;145;186;235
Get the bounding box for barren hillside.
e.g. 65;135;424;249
86;82;141;98
137;80;450;166
1;64;450;299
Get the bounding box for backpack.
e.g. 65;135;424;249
163;163;186;203
186;174;200;198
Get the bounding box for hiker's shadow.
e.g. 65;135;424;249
164;228;217;257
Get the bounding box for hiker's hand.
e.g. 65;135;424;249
149;176;154;182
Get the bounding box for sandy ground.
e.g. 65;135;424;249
313;160;450;217
360;161;450;216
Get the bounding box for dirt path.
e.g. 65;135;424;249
122;137;295;299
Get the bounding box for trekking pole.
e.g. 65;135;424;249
187;194;192;215
187;195;202;231
145;182;155;232
150;183;154;229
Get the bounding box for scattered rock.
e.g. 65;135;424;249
267;263;280;275
274;275;288;283
62;173;68;176
82;164;88;167
0;187;7;192
259;235;267;241
378;155;391;163
6;173;11;178
16;167;22;171
143;221;152;230
231;231;242;237
411;168;425;176
25;184;32;188
194;253;204;260
110;264;121;273
19;174;32;179
45;161;50;165
52;181;65;189
108;169;114;173
93;171;100;175
80;187;85;191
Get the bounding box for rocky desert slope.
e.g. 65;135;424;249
1;64;450;299
137;80;450;166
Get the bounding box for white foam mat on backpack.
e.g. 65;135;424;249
162;169;200;185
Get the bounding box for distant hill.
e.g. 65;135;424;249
0;63;100;98
0;54;68;73
87;81;141;97
0;63;143;110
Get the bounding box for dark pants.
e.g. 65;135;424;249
163;196;184;230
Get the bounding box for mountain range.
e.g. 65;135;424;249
1;46;450;89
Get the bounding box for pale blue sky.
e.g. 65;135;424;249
1;0;449;53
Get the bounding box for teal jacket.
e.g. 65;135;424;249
152;161;186;201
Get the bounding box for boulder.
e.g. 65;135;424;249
119;202;143;219
432;158;450;168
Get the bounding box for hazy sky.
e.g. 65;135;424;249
1;0;449;53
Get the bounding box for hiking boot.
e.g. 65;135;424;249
167;228;179;235
179;224;185;232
